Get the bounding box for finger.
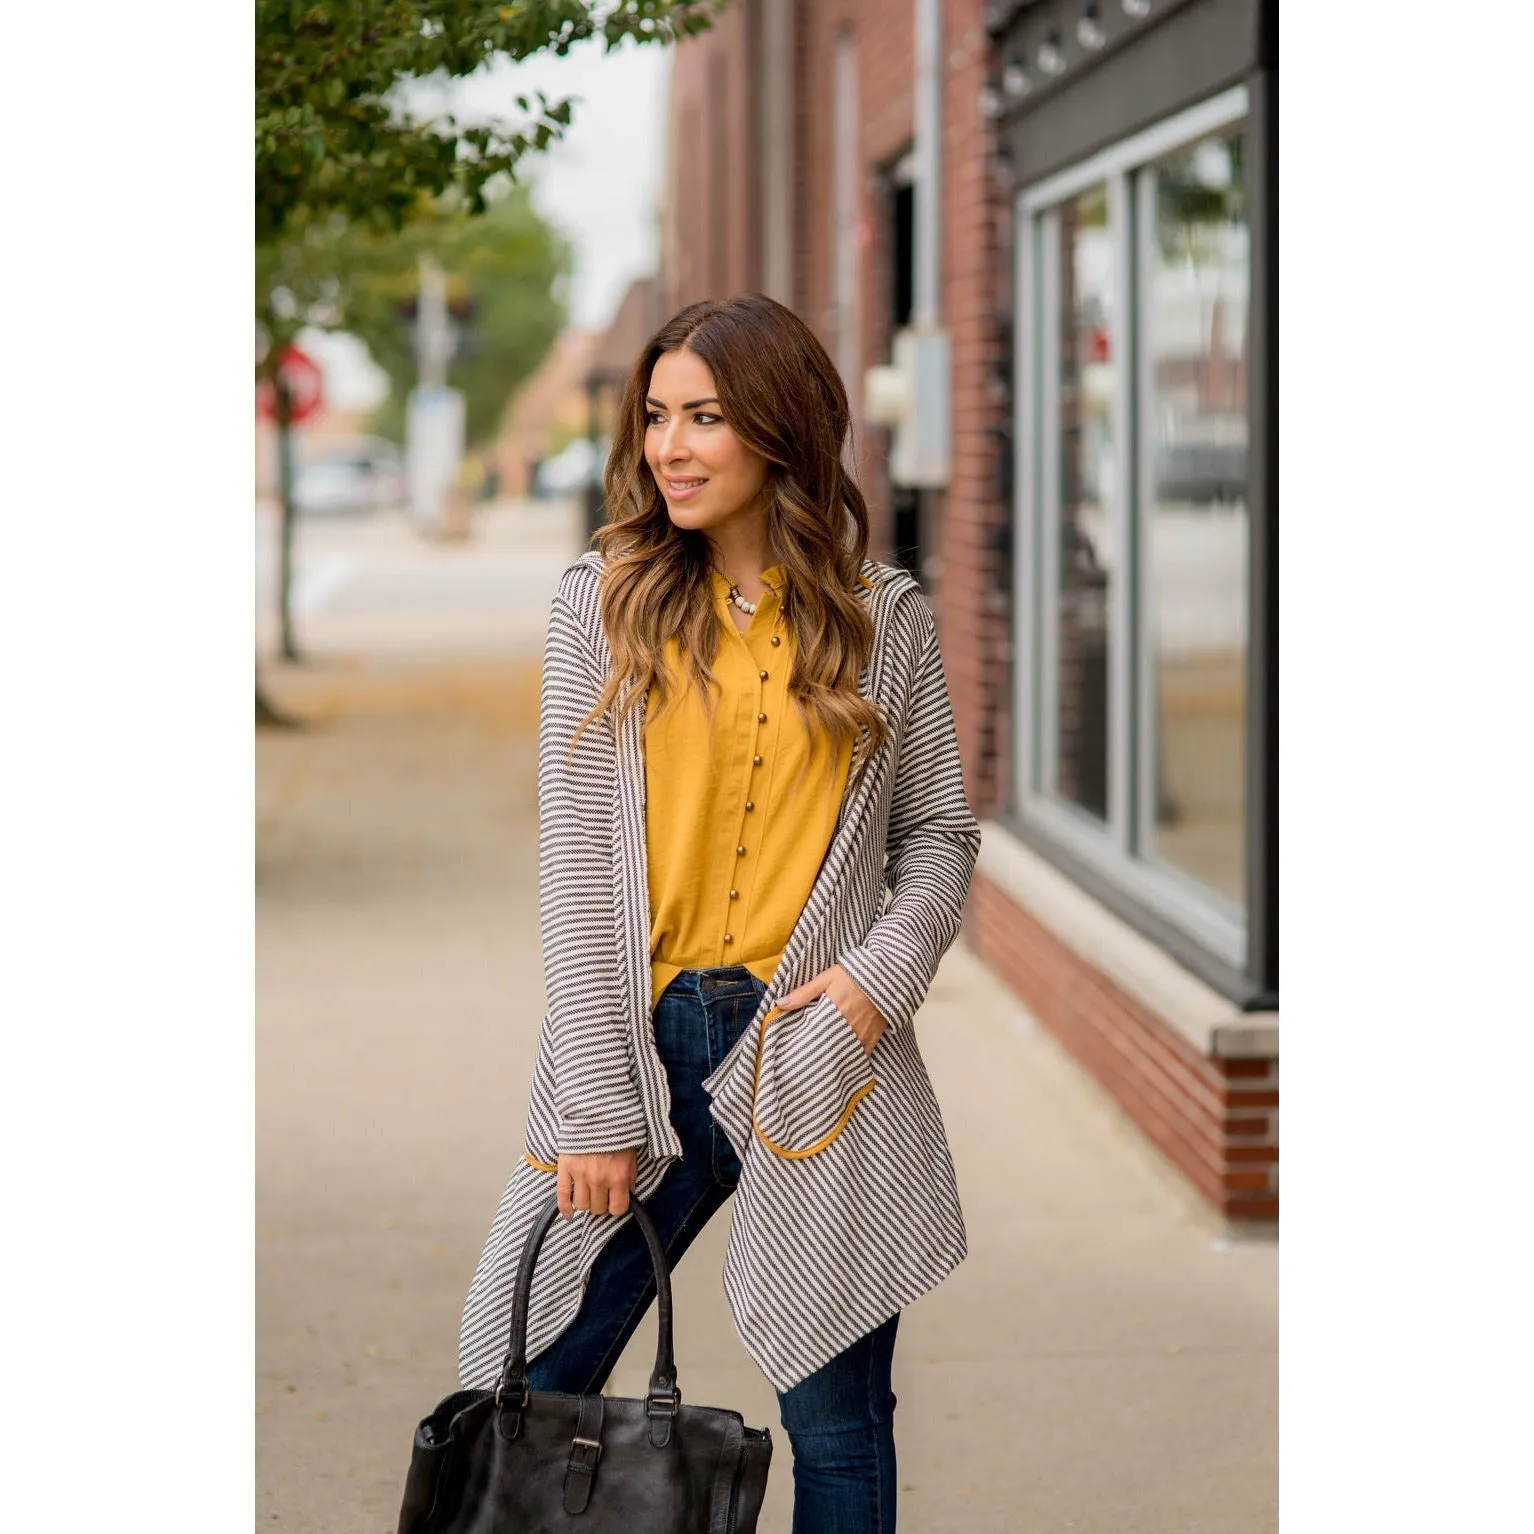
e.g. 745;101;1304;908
572;1170;591;1215
609;1182;631;1217
557;1167;573;1221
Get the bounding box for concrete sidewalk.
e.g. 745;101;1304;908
256;501;1275;1532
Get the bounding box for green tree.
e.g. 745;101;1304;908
347;189;571;449
257;1;721;248
255;0;721;682
256;185;569;432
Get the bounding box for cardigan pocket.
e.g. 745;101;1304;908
751;991;877;1159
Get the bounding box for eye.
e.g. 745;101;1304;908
693;412;722;426
645;411;665;427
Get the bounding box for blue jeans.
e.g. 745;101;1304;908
525;964;900;1534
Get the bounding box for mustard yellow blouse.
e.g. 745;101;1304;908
644;563;856;1008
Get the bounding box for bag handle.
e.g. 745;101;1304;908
495;1193;681;1440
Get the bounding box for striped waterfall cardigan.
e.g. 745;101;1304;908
459;549;982;1393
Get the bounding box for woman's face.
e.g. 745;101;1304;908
644;348;769;532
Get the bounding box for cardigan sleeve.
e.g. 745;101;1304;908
537;589;650;1157
834;592;982;1035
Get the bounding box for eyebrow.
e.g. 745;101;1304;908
645;396;720;410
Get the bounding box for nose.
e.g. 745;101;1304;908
657;417;689;465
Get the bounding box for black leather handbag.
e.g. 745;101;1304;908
396;1192;774;1532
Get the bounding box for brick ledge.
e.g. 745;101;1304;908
975;820;1278;1060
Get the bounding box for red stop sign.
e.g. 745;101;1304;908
257;345;324;424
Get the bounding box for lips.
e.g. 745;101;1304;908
664;475;708;501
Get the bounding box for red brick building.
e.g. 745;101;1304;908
657;0;1277;1225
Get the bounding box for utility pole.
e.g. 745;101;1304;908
275;376;300;661
407;255;466;538
415;254;453;388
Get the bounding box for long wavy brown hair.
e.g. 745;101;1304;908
567;294;891;799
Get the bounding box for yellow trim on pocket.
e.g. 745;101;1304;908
523;1152;558;1173
750;1003;876;1160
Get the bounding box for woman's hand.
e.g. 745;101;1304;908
556;1148;638;1220
776;964;889;1057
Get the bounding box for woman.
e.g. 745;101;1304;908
458;294;981;1533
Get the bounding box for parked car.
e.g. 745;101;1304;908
294;438;407;515
1152;415;1247;506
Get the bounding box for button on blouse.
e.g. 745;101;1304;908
643;563;854;1008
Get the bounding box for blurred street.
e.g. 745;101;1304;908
255;499;1277;1532
254;495;572;659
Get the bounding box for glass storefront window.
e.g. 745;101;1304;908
1139;130;1249;908
1054;183;1113;822
1015;87;1253;960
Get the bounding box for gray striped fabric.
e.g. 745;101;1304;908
458;549;982;1394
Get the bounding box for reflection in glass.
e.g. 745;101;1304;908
1055;182;1113;821
1142;130;1248;906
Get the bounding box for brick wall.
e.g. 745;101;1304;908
785;0;908;559
660;2;761;312
967;873;1279;1221
935;0;1009;822
659;0;1006;858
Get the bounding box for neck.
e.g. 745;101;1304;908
705;526;778;603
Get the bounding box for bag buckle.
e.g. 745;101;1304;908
644;1387;681;1419
569;1434;603;1470
562;1432;604;1513
494;1376;530;1412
